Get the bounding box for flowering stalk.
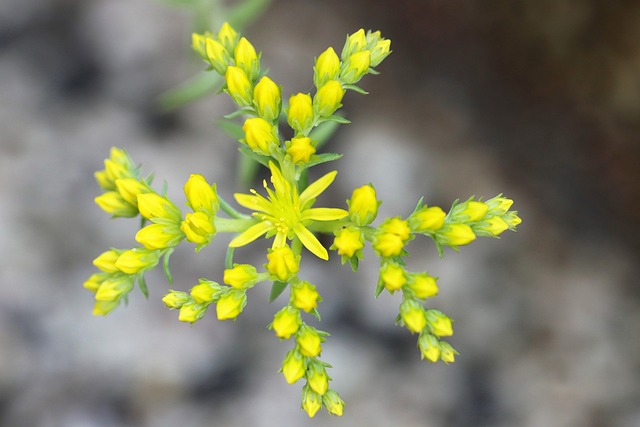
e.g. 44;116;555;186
85;22;521;417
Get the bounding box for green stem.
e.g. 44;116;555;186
219;196;251;219
215;217;257;233
306;219;351;234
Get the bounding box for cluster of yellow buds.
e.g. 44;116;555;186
86;22;521;417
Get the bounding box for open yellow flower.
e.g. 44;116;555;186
230;162;347;260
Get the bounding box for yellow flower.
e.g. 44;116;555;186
184;174;219;214
234;37;259;80
296;325;322;357
437;223;476;247
439;341;458;363
480;216;509;236
302;387;323;418
307;364;329;395
181;211;216;247
487;196;514;215
292;281;320;312
380;263;406;293
286;136;316;164
340;50;370;84
95;192;138;217
225;65;253;106
372;232;404;257
216;290;246;320
83;273;106;293
242;117;278;155
281;349;306;384
426;310;453;337
115;178;148;206
179;301;207;323
223;264;258;289
93;300;119;316
135;223;183;250
205;37;230;74
410;206;446;232
322;390;344;416
313;80;344;118
314;47;340;87
93;249;122;273
266;246;300;282
369;38;391;67
418;333;441;363
407;273;438;299
94;275;134;302
253;76;281;122
461;201;489;222
162;290;190;309
137;193;181;222
400;300;427;333
191;33;206;59
341;28;367;59
230;162;347;260
114;248;159;275
217;22;239;52
190;281;219;304
348;184;378;226
287;93;314;135
272;306;302;339
332;227;364;258
380;217;411;241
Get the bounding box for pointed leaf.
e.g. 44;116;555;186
269;281;288;303
163;248;174;284
138;275;149;299
304;153;343;168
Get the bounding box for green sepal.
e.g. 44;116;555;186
435;241;444;259
163;248;174;284
342;84;369;95
349;256;359;272
269;281;288;303
304;153;343;168
321;115;351;125
238;145;271;168
374;276;385;298
310;307;322;322
138;275;149;299
367;68;380;76
410;197;425;215
394;312;402;324
224;107;255;119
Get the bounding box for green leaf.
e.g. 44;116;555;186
227;0;273;29
138;275;149;299
217;119;245;141
158;72;223;112
163;248;174;284
374;276;385;298
311;307;322;321
321;115;351;125
269;281;288;303
224;107;255;119
349;256;359;272
309;120;341;150
237;145;271;169
304;153;342;168
342;84;369;95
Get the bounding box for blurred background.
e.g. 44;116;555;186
1;0;639;426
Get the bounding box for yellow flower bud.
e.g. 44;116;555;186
480;216;509;236
272;305;302;339
487;196;514;216
266;246;299;282
115;178;148;206
225;65;253;106
216;290;246;320
314;47;340;88
296;325;322;357
95;192;138;217
400;299;427;333
162;290;190;309
503;211;522;229
287;93;314;135
93;249;122;273
381;217;411;241
426;310;453;337
281;349;306;384
370;38;391;67
348;184;378;225
407;273;438;299
114;248;159;275
461;201;489;222
108;147;131;166
95;276;134;302
332;227;364;258
437;224;476;247
190;281;219;304
104;158;130;182
341;28;367;59
137;193;181;222
191;33;206;59
95;170;113;190
302;387;323;418
410;206;446;232
286;136;316;164
439;341;458;363
418;333;441;363
322;390;344;416
223;264;258;289
217;22;239;52
205;37;230;74
135;223;183;250
83;273;106;293
292;281;320;312
180;211;216;247
372;232;404;257
380;263;406;293
234;37;260;80
184;174;219;214
313;80;344;118
340;50;370;85
253;76;281;122
242;117;278;155
307;364;329;395
178;301;207;324
93;300;119;316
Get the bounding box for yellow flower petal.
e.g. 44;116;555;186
294;224;328;260
302;207;348;222
229;221;274;247
299;170;337;206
